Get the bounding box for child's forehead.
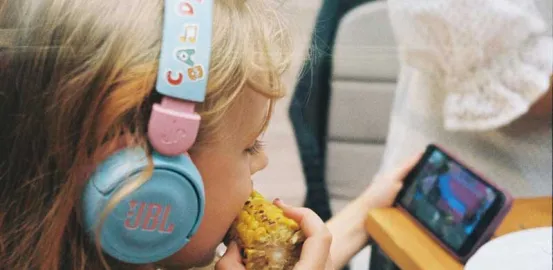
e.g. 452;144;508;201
219;88;271;142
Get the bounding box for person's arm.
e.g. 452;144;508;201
388;0;553;131
325;195;375;269
326;154;421;269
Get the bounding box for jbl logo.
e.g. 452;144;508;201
124;201;175;233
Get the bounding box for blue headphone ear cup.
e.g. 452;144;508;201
82;147;205;264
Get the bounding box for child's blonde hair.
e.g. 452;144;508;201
0;0;292;269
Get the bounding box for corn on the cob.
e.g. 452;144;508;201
225;191;306;270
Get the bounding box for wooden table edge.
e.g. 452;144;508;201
365;197;553;270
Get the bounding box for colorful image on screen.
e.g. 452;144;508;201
400;150;497;250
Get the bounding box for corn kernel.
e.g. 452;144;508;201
225;191;306;270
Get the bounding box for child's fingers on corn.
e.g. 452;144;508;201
274;200;333;270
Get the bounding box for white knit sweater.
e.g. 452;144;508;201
380;0;552;197
388;0;552;130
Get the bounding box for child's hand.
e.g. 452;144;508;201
360;153;422;209
274;200;335;270
216;203;335;270
215;241;245;270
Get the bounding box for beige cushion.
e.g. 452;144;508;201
328;81;396;142
327;1;398;212
332;1;399;82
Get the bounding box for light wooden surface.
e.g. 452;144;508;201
365;197;553;270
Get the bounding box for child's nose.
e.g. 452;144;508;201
250;151;268;175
